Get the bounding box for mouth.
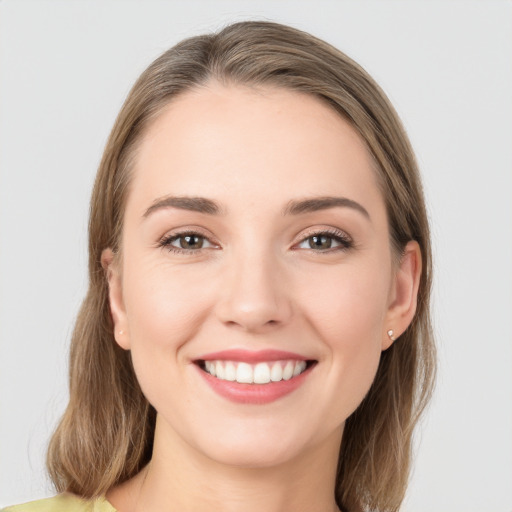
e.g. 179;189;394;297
192;349;317;404
195;359;316;384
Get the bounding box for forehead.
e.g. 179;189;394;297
128;83;384;218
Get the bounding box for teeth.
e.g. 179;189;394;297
205;361;216;377
253;363;271;384
270;362;283;382
224;361;236;381
283;361;294;380
293;361;306;376
215;361;225;380
203;360;308;384
236;362;253;383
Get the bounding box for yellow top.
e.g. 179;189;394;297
1;494;117;512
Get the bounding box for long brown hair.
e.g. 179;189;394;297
47;21;436;512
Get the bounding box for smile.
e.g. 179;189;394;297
200;360;308;384
193;349;316;404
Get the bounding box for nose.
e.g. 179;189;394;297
215;248;293;333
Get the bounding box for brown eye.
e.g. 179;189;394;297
296;230;353;252
159;231;216;253
177;234;204;249
308;235;333;250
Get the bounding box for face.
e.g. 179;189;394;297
104;84;420;469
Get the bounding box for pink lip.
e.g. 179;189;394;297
195;365;314;404
193;349;316;405
196;349;309;363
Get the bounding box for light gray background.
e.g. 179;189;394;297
1;1;511;510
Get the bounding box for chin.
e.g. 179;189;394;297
203;437;303;469
194;419;335;470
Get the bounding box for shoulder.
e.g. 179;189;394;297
1;494;117;512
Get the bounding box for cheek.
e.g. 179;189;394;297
303;261;390;341
122;257;216;357
119;257;218;413
299;264;389;415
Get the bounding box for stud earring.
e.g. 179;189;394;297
118;330;124;336
387;329;395;342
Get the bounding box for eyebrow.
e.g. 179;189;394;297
143;196;222;217
282;196;370;219
142;195;370;220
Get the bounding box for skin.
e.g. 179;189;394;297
102;83;421;512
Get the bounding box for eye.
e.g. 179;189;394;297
158;231;217;254
295;229;353;252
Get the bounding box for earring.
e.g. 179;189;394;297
387;329;395;342
118;330;124;336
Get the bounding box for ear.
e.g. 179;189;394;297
382;240;422;350
101;248;130;350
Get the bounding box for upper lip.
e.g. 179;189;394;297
195;349;312;364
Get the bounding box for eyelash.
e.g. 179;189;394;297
158;228;353;255
294;228;353;252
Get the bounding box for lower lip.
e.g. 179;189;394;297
195;364;314;404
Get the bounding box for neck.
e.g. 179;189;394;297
130;414;342;512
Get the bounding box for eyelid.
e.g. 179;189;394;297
157;227;221;254
156;225;353;255
292;226;353;251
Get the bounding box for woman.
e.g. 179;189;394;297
4;20;435;512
